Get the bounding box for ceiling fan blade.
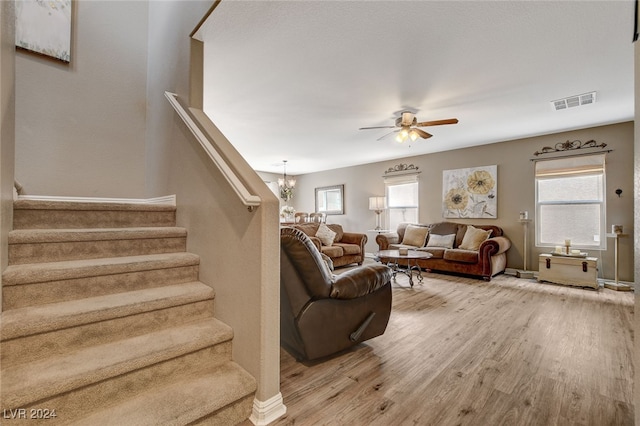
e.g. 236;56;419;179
359;125;397;130
413;128;432;139
377;129;399;141
415;118;459;127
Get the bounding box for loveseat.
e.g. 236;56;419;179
289;223;366;268
376;222;511;281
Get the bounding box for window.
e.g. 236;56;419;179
385;176;419;231
535;154;606;249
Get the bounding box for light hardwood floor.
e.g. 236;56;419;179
270;268;633;426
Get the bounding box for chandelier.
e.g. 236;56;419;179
278;160;296;201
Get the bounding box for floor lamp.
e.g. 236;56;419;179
369;196;386;230
516;212;534;279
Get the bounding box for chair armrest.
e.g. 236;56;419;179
479;236;511;258
375;232;400;250
341;232;367;246
330;264;392;299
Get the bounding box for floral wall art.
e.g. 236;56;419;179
442;165;497;219
15;0;72;63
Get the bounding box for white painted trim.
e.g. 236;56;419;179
16;194;177;206
249;393;286;425
508;267;635;289
165;91;261;211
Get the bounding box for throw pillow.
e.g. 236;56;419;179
426;233;456;249
459;225;492;250
315;223;337;246
401;225;429;247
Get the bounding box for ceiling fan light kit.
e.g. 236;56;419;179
360;111;458;143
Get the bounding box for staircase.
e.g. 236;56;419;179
1;199;256;425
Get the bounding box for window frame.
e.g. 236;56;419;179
384;175;419;231
534;154;606;250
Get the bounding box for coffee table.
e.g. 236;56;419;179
376;249;433;287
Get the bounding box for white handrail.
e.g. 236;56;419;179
165;91;261;211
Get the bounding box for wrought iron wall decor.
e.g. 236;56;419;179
533;139;607;157
384;163;420;175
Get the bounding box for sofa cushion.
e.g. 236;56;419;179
426;233;456;249
333;243;361;255
294;223;319;237
459;225;493;250
321;245;344;258
416;246;446;259
327;224;344;243
444;249;479;264
389;243;420;250
429;222;460;238
316;223;337;246
402;225;429;247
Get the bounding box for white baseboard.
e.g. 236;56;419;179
16;194;176;206
506;267;634;290
249;393;286;425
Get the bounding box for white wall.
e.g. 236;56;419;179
15;1;148;197
13;0;283;412
633;30;639;426
0;0;16;311
145;0;211;198
145;1;282;408
291;122;634;282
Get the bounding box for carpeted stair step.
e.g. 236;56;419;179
1;318;234;414
68;362;257;426
2;252;201;309
13;199;176;229
8;227;187;265
1;282;215;367
2;197;256;424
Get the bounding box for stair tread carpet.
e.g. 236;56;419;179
2;252;200;286
2;318;233;408
13;199;176;212
8;227;187;244
69;362;257;426
1;282;215;340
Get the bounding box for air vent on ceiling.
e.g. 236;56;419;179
551;92;597;111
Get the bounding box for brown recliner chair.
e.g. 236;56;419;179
280;227;393;361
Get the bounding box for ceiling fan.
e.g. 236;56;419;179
359;111;458;143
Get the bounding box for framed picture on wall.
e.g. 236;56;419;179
15;0;72;63
315;184;344;215
442;165;497;219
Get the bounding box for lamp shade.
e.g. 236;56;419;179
369;196;386;210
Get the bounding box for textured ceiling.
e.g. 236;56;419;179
197;1;634;175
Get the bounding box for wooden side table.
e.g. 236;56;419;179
604;233;631;291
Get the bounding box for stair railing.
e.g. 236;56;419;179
164;91;261;212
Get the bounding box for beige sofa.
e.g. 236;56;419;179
289;223;366;268
376;222;511;281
